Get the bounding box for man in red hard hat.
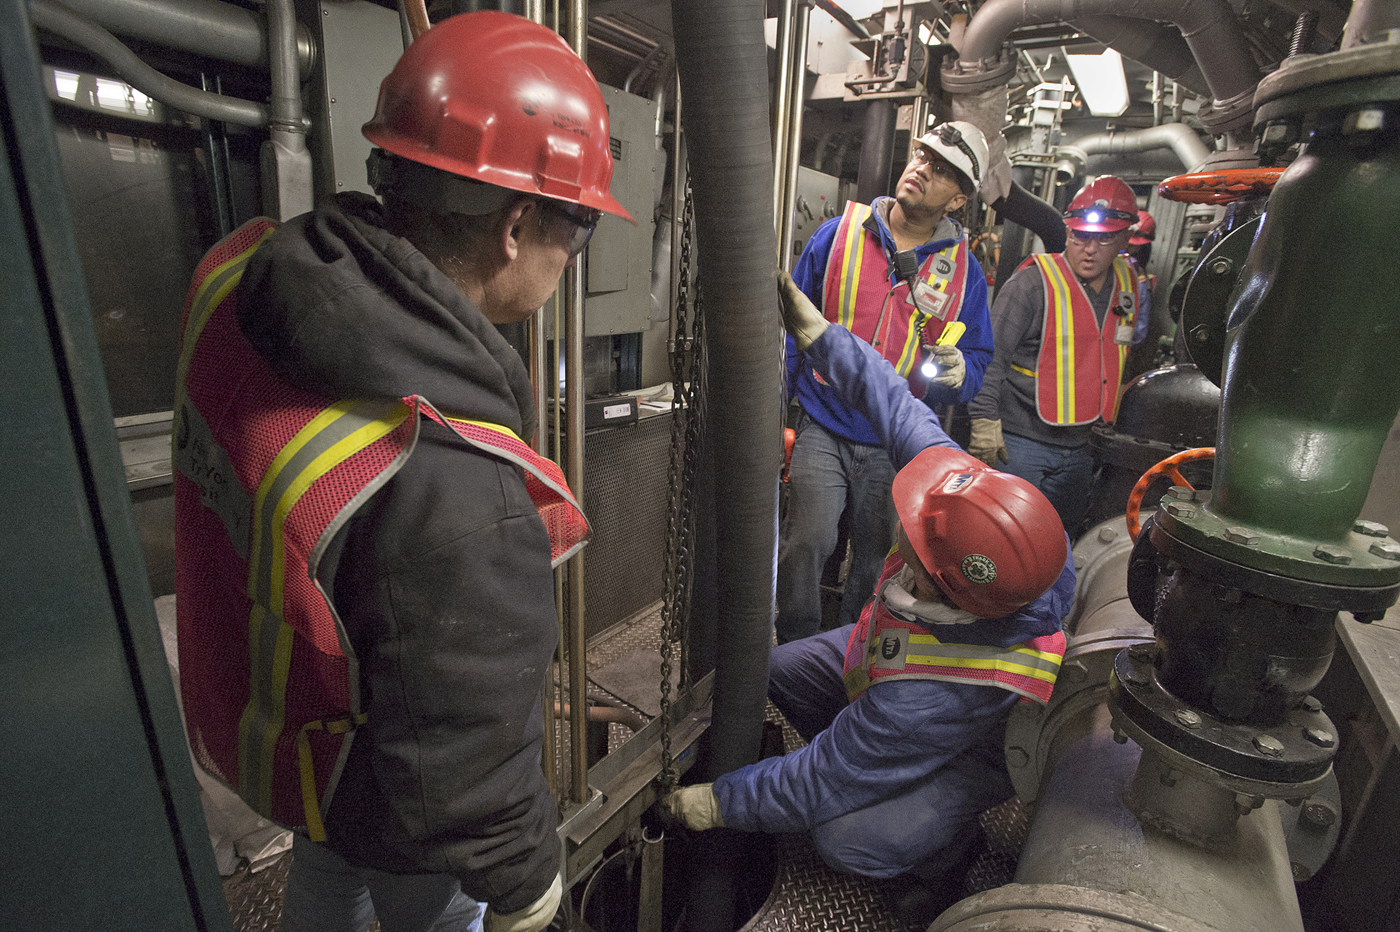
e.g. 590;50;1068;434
663;273;1073;926
967;175;1142;535
1124;209;1157;347
172;13;632;932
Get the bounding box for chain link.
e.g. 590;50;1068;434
657;183;705;793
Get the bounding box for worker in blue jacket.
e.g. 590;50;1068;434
663;271;1075;917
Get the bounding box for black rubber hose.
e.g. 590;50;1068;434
855;98;897;204
994;179;1067;255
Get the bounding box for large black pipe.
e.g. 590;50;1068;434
671;0;785;928
855;98;897;204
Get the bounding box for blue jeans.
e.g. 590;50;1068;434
777;415;896;645
280;833;484;932
1001;433;1094;536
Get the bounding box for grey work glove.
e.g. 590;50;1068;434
484;874;562;932
968;418;1009;467
660;783;725;831
928;343;966;389
777;269;829;351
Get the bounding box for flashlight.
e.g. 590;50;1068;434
920;321;966;378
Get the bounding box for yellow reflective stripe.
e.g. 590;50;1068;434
296;712;367;842
836;205;871;329
175;225;275;410
239;398;408;818
892;308;927;375
1011;364;1037;378
903;647;1062;684
446;415;523;443
908;633;1063;671
1045;257;1078;424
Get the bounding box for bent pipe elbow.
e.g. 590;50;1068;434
994;182;1067;255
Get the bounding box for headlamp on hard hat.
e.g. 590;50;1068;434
1064;205;1137;226
937;123;980;183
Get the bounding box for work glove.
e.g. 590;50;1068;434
968;418;1009;467
484;874;562;932
660;783;725;831
927;344;965;389
777;269;829;351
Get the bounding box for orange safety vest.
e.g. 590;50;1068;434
172;218;588;841
842;555;1065;704
821;201;970;399
1020;253;1137;426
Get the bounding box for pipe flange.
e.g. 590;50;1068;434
1255;33;1400;122
1197;86;1259;137
939;44;1016;94
1109;646;1335;791
929;883;1223;932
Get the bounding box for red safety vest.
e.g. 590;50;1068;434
173;218;588;841
842;555;1065;704
1020;253;1137;426
821;201;970;399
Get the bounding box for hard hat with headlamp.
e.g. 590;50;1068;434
362;10;635;227
891;447;1068;619
913;121;989;195
1064;176;1137;233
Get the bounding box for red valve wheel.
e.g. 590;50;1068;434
1126;447;1216;542
1158;168;1285;205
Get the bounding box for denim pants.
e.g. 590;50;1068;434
776;415;897;645
1001;433;1095;536
279;833;484;932
766;627;1013;877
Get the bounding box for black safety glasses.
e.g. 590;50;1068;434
539;199;603;257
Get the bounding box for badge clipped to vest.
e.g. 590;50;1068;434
912;278;953;320
1115;323;1135;345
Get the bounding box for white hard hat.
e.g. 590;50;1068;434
914;121;989;194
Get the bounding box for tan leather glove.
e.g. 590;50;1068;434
484;874;562;932
777;269;829;351
927;344;965;389
660;784;725;831
968;418;1009;467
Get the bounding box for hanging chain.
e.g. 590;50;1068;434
657;182;705;793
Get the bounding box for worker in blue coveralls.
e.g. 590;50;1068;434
777;122;997;645
662;270;1074;924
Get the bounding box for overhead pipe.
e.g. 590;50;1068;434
260;0;312;220
28;0;268;127
854;99;896;205
1061;123;1213;174
1072;14;1208;97
54;0;314;76
671;0;784;928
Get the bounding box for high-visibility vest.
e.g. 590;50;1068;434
1019;253;1137;425
842;555;1065;704
173;218;588;841
820;201;970;398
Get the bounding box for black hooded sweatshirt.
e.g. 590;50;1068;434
237;193;560;912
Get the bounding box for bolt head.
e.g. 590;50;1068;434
1160;769;1182;788
1370;541;1400;562
1098;526;1118;543
1210;258;1233;275
1300;695;1323;713
1113;730;1129;745
1007;747;1030;768
1175;709;1201;728
1354;520;1389;537
1253;734;1285;756
1164;502;1196;519
1313;545;1352;565
1224;527;1260;545
1302;801;1337;828
1304;726;1335;748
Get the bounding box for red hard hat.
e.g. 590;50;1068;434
1065;176;1137;233
892;447;1068;618
1129;209;1156;245
362;11;634;222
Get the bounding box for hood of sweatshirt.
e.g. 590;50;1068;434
236;192;536;440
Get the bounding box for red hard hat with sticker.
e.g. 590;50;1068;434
362;10;633;222
1064;176;1137;233
892;447;1068;618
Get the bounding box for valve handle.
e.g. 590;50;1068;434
1126;447;1216;542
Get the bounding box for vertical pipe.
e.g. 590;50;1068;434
262;0;312;219
777;0;810;271
771;0;795;235
637;827;665;932
855;99;896;204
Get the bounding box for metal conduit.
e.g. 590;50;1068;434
29;0;268;127
55;0;314;75
777;0;810;271
1064;123;1212;173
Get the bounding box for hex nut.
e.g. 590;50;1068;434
1175;710;1201;728
1224;527;1259;545
1304;726;1335;748
1253;734;1285;756
1370;541;1400;562
1210;258;1233;275
1313;545;1352;565
1300;695;1323;713
1354;520;1389;537
1164;502;1196;519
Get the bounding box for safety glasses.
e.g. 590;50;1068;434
1066;227;1126;245
539;199;603;257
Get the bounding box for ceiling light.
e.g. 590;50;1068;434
1065;48;1130;117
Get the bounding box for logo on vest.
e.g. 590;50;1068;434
934;255;953;277
961;554;997;585
881;635;902;661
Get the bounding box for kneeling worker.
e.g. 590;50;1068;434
661;272;1074;914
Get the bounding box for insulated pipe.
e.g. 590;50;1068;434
56;0;314;76
28;0;268;127
855;99;897;205
1072;14;1209;97
1068;123;1212;172
955;0;1261;110
672;0;783;928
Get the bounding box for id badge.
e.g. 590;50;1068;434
1115;323;1135;345
912;279;952;320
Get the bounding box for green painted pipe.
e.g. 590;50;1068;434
1210;119;1400;542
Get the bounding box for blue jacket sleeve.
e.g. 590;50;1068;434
786;217;839;397
802;324;959;471
922;254;993;407
712;678;1015;833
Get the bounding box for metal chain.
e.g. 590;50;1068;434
657;182;705;793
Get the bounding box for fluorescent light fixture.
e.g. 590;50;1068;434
1065;48;1130;117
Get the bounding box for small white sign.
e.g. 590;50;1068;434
603;403;632;419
